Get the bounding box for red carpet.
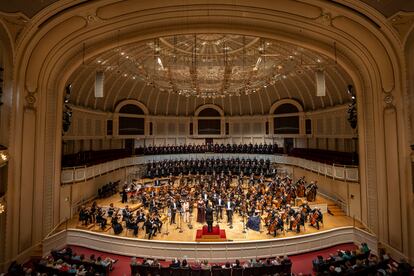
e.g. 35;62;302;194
68;243;357;275
196;225;227;241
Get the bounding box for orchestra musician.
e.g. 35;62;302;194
225;198;235;226
214;195;224;220
121;185;128;203
153;214;163;233
122;205;131;221
111;212;123;235
170;199;178;224
79;205;92;226
309;208;323;230
126;215;139;236
205;203;214;233
182;199;190;224
197;197;206;223
144;217;156;239
107;203;116;217
95;208;107;230
78;156;325;240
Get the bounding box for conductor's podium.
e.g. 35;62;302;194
195;225;227;242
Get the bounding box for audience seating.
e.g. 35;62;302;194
62;148;131;167
130;263;292;276
97;181;120;198
289;148;358;166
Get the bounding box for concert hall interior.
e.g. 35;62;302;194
0;0;414;275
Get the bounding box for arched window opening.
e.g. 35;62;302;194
197;106;222;135
273;103;300;134
274;103;299;114
198;108;221;117
119;104;144;115
116;102;146;136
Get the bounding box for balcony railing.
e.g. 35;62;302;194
61;153;359;184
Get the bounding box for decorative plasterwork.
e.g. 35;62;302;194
0;11;28;45
384;93;394;107
24;91;36;110
315;11;333;26
389;12;414;44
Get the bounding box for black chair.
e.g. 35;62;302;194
171;267;181;276
211;267;222;276
171;267;191;276
221;268;231;276
130;264;139;276
147;266;161;276
190;268;202;276
200;269;211;276
269;265;282;275
282;263;292;274
181;267;191;276
242;266;256;276
231;267;243;276
160;266;171;276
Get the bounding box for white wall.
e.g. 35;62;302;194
63;104;356;154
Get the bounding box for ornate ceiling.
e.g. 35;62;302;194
1;0;412;18
68;33;354;115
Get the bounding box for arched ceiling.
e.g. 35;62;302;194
68;33;353;115
1;0;412;18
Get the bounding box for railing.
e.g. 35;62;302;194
61;154;359;184
42;226;376;261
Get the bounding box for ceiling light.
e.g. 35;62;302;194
101;34;332;99
0;153;7;161
0;201;5;214
253;57;262;71
157;57;164;70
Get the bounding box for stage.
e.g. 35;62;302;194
62;194;363;242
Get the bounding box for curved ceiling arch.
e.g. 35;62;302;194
4;0;411;264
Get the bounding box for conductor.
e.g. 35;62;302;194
205;204;214;233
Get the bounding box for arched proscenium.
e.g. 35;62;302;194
1;0;412;267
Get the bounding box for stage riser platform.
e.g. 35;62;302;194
61;154;359;184
43;227;377;262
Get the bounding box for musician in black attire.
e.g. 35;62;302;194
214;196;224;220
144;217;157;239
121;186;128;203
79;206;92;225
205;204;214;233
126;217;139;236
111;216;123;235
170;200;178;224
95;208;107;230
225;198;235;226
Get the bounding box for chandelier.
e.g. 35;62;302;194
97;34;329;99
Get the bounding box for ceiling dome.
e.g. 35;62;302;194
68;33;353;115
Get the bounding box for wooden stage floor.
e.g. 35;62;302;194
62;194;364;242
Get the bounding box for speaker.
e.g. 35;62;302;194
315;69;325;97
95;71;104;98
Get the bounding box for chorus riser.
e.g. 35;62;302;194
61;154;359;184
42;227;376;262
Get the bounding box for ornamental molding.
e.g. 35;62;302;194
389;12;414;45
